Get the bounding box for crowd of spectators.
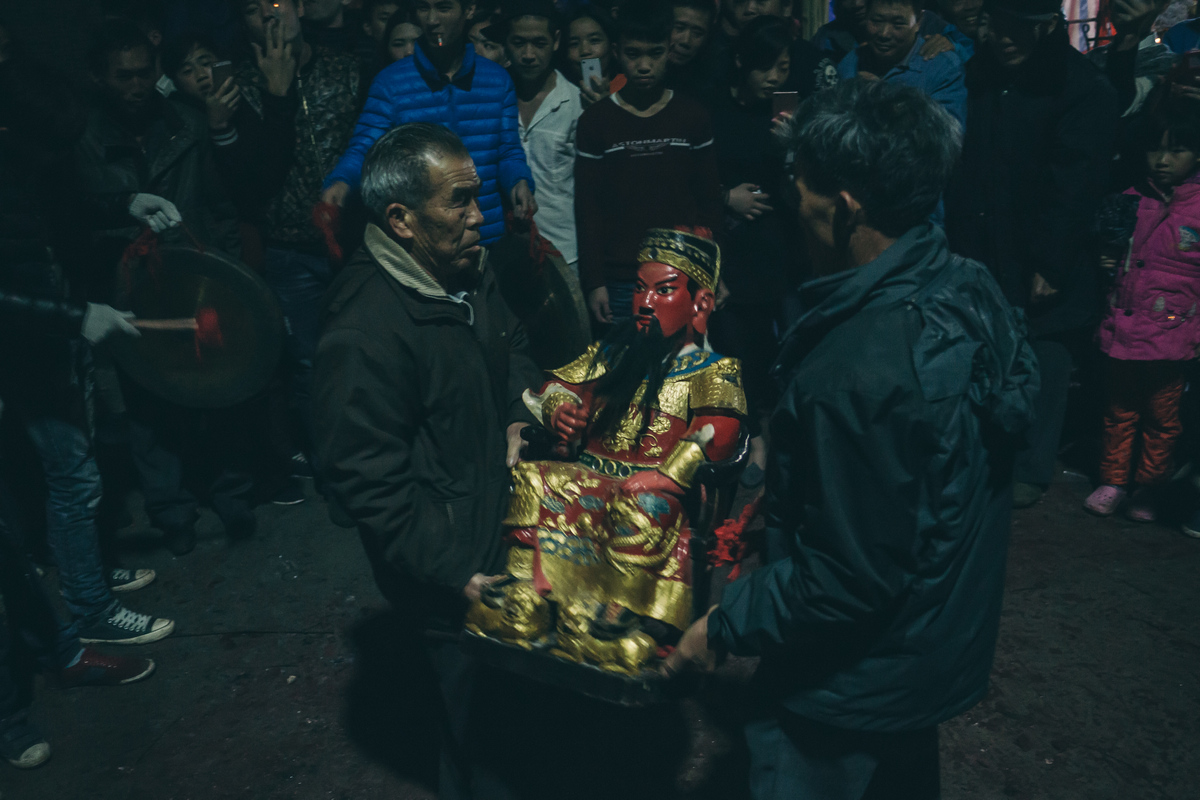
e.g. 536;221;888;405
3;0;1200;786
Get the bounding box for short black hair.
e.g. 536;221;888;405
1137;96;1200;154
781;78;962;237
360;122;472;223
161;33;222;80
566;5;618;42
865;0;922;15
88;19;155;76
615;0;673;44
733;14;793;75
364;0;404;13
671;0;717;20
490;0;561;40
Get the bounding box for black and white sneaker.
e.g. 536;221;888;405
78;604;175;646
107;568;156;593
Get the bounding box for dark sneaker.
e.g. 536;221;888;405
163;524;196;556
107;568;156;593
0;713;50;769
290;451;313;479
272;476;306;506
78;604;175;646
60;648;155;687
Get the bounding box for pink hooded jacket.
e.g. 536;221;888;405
1097;173;1200;361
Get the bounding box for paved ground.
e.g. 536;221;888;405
3;472;1198;799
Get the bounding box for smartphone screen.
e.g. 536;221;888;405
772;91;799;117
211;60;234;91
580;57;603;91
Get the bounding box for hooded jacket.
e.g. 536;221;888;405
1097;173;1200;361
708;224;1038;731
313;225;541;630
323;41;534;246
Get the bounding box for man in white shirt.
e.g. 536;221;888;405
497;0;584;270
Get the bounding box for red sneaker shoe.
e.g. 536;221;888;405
59;647;156;687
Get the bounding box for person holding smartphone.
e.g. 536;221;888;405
561;5;626;107
709;15;823;488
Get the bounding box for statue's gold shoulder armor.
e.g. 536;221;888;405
680;354;747;416
549;342;607;384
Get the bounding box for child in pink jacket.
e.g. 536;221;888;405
1085;102;1200;522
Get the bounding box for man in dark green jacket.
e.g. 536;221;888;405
313;123;540;800
664;80;1039;799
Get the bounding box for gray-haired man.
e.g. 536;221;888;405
664;80;1039;799
313;122;539;799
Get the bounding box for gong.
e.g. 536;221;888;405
108;246;284;409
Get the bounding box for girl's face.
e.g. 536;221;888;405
742;49;790;101
567;17;611;80
387;22;422;61
174;45;218;100
1147;131;1200;189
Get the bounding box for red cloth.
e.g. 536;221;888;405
312;202;343;267
1098;358;1186;486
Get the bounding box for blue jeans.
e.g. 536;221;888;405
263;247;333;461
22;416;114;630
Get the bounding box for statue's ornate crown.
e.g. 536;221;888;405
636;228;721;292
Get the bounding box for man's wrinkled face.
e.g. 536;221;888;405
364;2;401;42
634;262;702;337
937;0;983;38
398;152;484;276
505;16;558;82
865;1;919;64
102;46;156;115
723;0;791;32
669;7;712;66
617;37;669;92
242;0;305;46
415;0;475;51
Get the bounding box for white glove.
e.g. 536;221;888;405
82;303;140;344
128;193;182;233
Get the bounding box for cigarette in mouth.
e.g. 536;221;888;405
436;33;444;46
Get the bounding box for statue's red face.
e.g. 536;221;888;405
633;261;715;338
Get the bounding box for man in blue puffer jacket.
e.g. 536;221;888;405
322;0;536;245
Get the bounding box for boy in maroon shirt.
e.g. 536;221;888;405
575;0;723;325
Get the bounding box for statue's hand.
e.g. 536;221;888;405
621;469;683;497
550;401;589;442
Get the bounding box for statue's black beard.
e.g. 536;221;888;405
591;317;687;441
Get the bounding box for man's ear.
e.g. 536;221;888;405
832;190;862;246
464;3;478;22
781;0;795;19
297;0;305;20
386;202;418;241
553;29;561;52
734;54;742;71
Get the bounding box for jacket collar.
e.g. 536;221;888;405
364;223;489;322
414;38;477;92
523;70;577;132
776;223;951;372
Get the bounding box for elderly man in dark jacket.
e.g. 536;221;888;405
665;80;1038;800
945;0;1119;507
313;123;540;800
